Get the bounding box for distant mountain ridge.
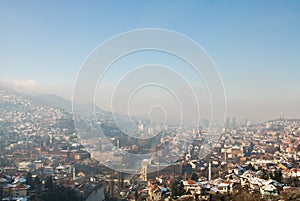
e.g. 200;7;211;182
0;85;106;114
0;86;159;128
35;94;72;111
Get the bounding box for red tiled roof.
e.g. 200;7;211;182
15;183;27;189
187;180;196;185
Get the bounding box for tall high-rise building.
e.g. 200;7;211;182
232;117;237;128
280;112;283;119
138;121;144;132
225;117;230;128
147;127;154;135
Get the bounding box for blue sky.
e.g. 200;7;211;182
1;1;300;121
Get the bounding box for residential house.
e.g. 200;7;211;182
2;183;30;197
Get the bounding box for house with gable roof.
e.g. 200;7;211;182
2;183;30;197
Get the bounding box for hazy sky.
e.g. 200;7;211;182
1;1;300;122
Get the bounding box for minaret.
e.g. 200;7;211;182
117;138;120;149
208;161;211;181
50;133;53;148
73;167;76;181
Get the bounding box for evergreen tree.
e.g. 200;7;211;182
191;173;198;181
26;172;34;189
171;180;185;198
273;170;282;183
41;186;82;201
44;176;54;190
260;169;269;180
34;175;42;186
